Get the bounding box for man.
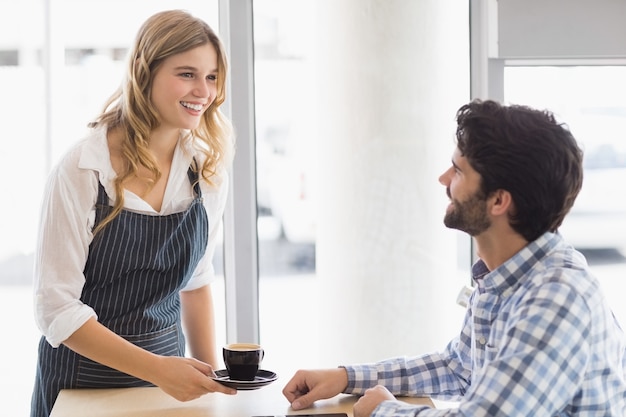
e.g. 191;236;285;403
282;100;626;416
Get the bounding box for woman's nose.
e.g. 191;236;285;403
194;80;211;98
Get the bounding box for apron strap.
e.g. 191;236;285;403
187;157;203;198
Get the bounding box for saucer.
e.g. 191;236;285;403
212;369;278;390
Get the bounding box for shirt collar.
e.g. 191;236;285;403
76;127;198;212
77;126;115;183
473;231;562;296
77;127;196;181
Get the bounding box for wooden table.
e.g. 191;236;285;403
50;371;433;417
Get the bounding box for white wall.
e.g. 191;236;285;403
314;0;471;365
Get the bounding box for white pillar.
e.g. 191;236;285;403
315;0;471;365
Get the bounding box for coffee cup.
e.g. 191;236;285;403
223;343;264;381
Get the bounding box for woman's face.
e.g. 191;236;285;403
150;43;219;133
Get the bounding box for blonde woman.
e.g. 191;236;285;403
31;10;237;417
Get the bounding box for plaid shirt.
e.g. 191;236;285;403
344;232;626;416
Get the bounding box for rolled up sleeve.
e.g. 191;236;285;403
33;148;99;347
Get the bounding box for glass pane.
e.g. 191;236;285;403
505;66;626;325
253;0;319;365
252;0;471;369
0;2;45;415
1;3;220;415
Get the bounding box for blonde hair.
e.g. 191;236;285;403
89;10;234;234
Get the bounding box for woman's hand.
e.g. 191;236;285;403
63;318;236;401
151;355;237;401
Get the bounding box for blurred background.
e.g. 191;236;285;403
1;0;625;414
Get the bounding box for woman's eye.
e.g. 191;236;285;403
180;72;194;78
207;74;217;81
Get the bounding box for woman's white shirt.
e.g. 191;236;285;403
33;127;229;347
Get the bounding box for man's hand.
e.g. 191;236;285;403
353;385;395;417
282;368;349;410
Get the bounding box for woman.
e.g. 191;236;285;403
31;10;237;417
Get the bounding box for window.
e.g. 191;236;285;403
251;0;471;368
504;65;626;325
0;1;46;411
253;0;320;367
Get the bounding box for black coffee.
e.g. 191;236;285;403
223;344;264;381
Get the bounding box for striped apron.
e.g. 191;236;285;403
31;166;209;417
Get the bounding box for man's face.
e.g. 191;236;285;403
439;148;491;236
443;188;491;236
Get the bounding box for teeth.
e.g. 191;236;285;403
181;101;203;111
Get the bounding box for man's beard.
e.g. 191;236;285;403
443;190;491;236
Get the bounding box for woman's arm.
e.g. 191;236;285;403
181;284;219;368
34;148;100;347
63;317;234;400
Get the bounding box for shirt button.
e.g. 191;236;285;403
479;337;486;345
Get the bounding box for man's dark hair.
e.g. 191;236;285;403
455;99;584;242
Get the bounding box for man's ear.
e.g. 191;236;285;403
489;189;513;216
